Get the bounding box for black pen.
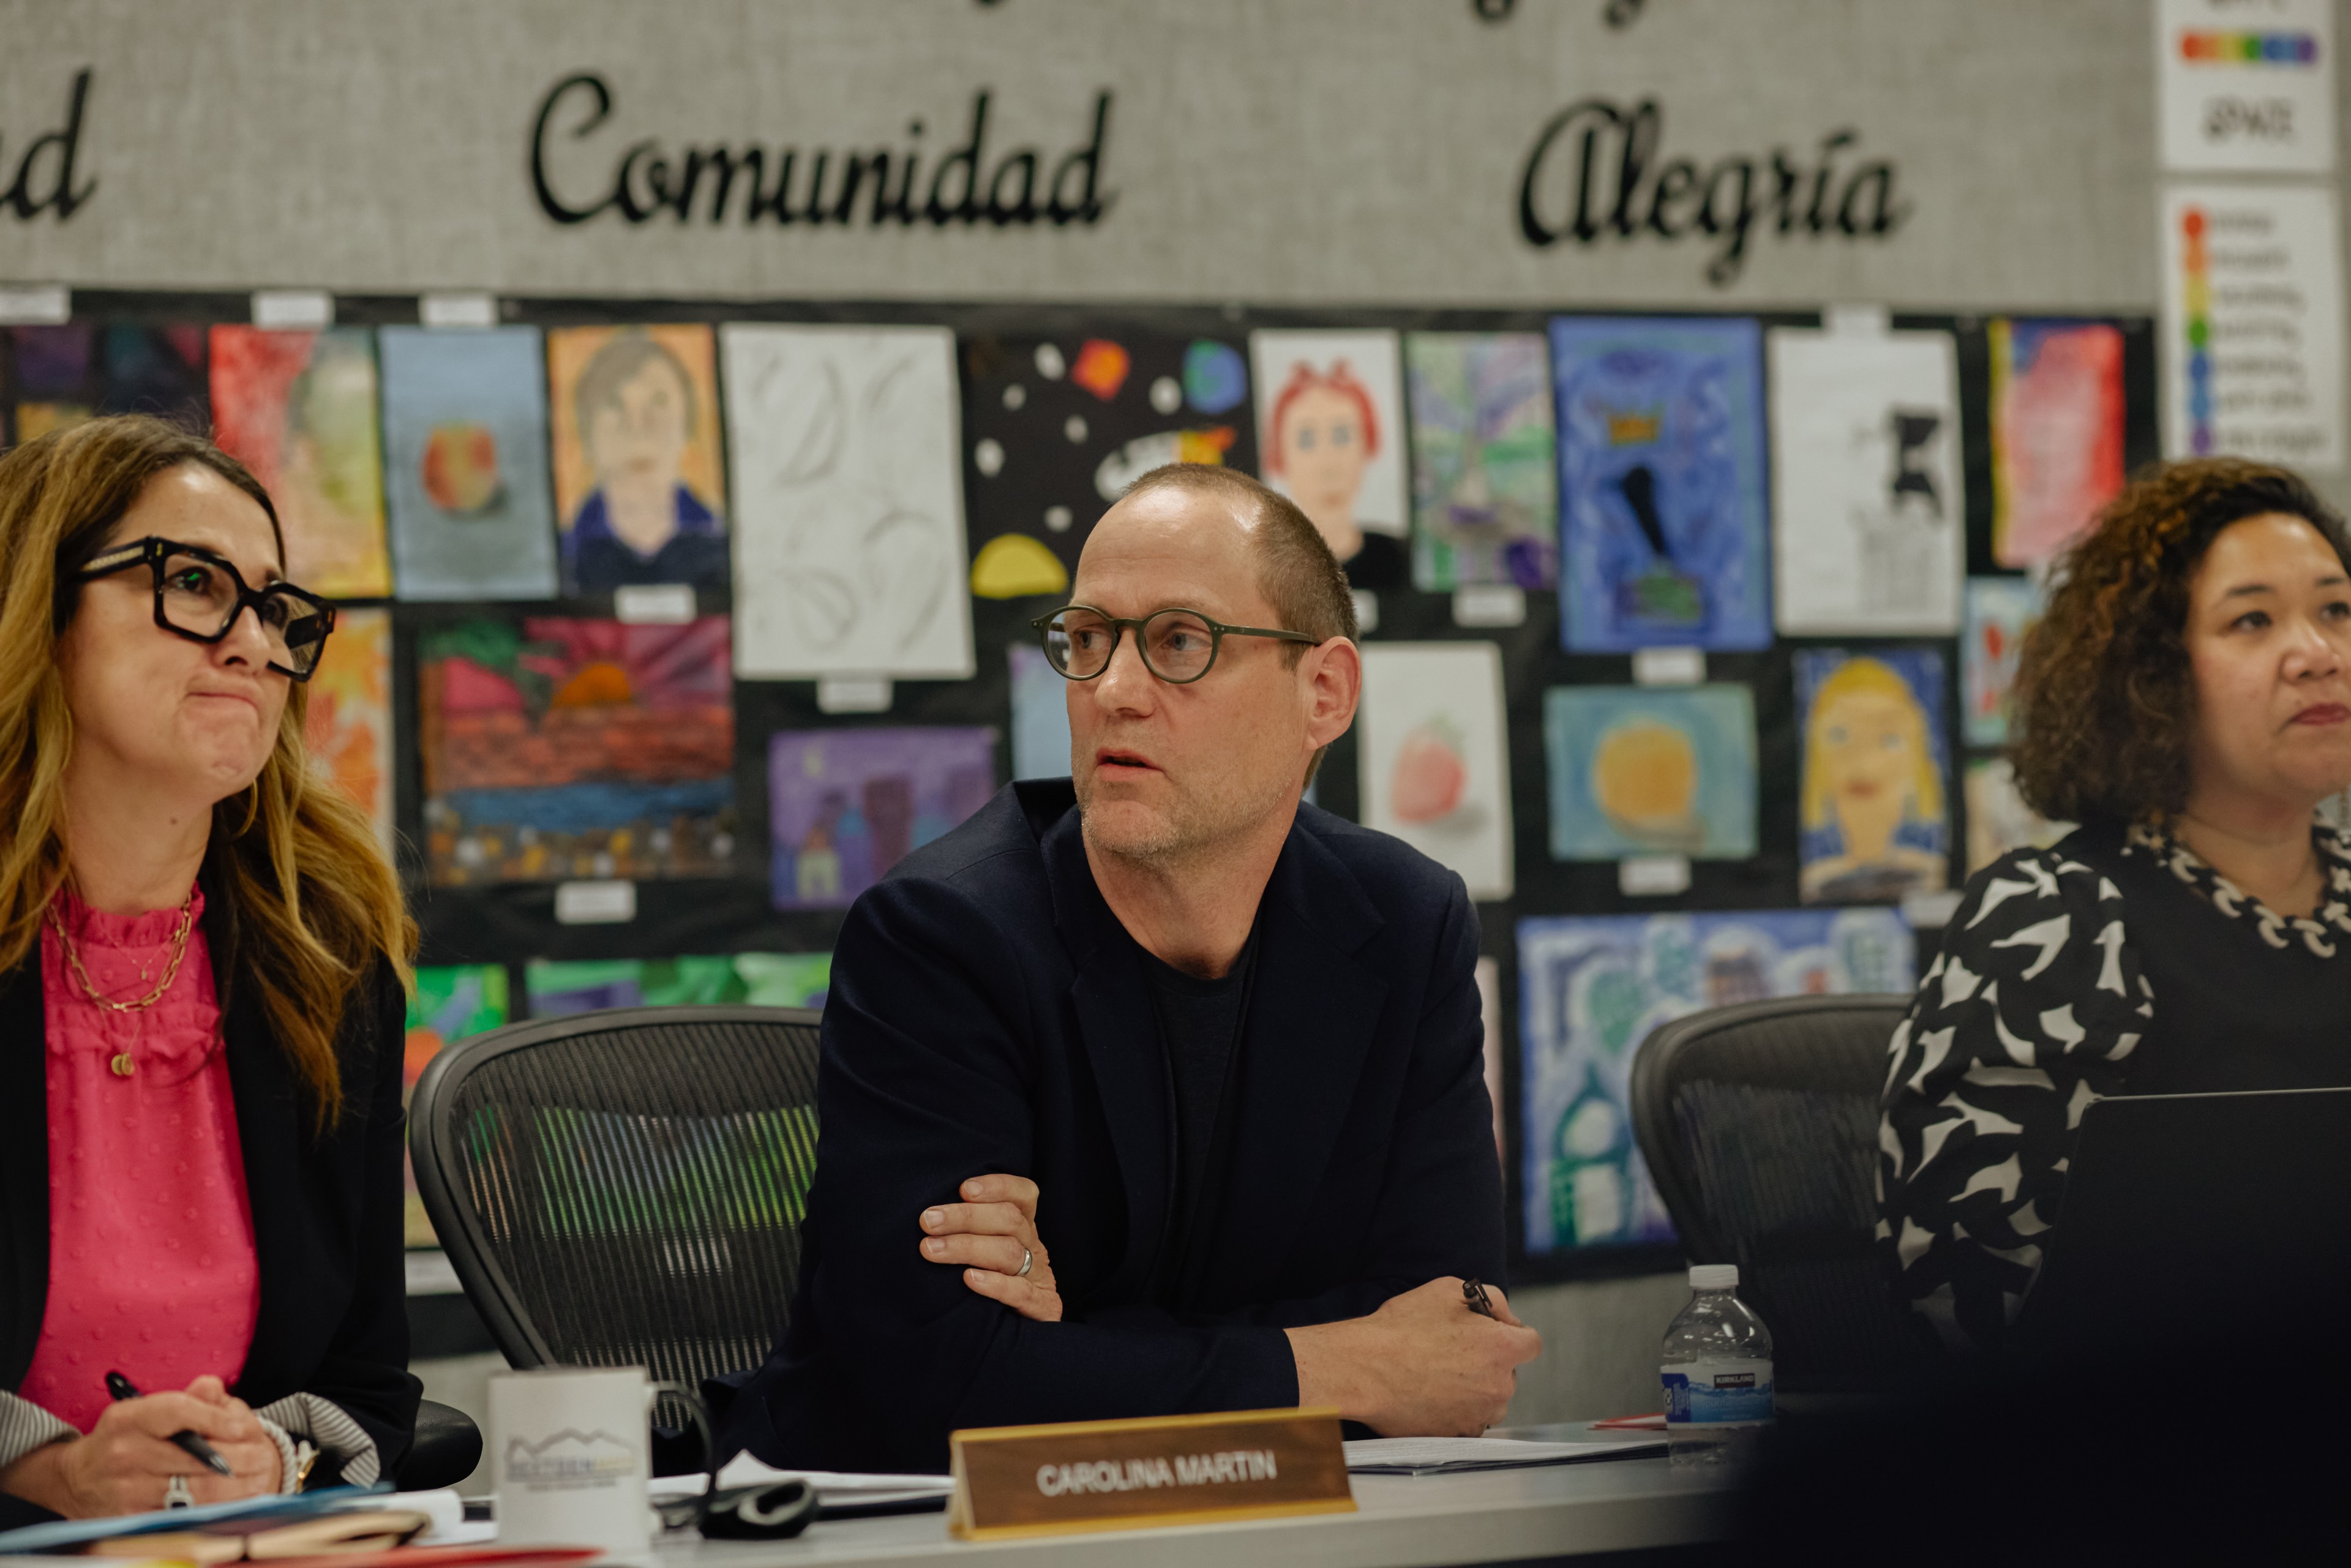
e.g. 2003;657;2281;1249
1461;1277;1498;1319
105;1370;234;1477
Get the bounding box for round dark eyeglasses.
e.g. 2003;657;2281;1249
73;536;336;680
1031;604;1321;685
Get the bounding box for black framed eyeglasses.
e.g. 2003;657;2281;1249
1030;604;1321;685
73;536;336;681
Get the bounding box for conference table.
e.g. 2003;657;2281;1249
650;1425;1741;1568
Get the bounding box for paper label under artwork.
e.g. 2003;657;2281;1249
724;324;974;679
1769;328;1964;635
1518;909;1913;1257
1355;642;1514;902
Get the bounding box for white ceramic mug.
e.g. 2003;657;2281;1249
489;1365;710;1555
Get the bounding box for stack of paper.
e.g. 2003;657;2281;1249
648;1455;955;1515
1342;1436;1663;1476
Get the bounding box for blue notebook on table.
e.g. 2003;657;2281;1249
0;1484;385;1555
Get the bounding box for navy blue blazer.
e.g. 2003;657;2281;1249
722;779;1505;1474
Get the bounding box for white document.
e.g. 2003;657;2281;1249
2160;183;2346;468
650;1455;955;1510
1343;1436;1662;1475
1357;642;1515;902
722;324;975;680
1769;328;1964;636
2156;0;2334;174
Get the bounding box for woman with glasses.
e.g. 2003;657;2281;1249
0;416;416;1523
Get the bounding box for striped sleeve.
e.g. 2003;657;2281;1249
0;1389;77;1472
253;1392;381;1488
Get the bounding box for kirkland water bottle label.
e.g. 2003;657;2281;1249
1661;1361;1775;1426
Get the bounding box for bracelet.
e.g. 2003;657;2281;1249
255;1417;305;1495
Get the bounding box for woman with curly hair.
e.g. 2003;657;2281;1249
0;417;416;1521
1878;457;2351;1352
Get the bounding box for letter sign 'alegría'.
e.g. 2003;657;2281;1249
1517;95;1908;287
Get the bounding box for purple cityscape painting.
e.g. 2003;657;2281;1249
768;727;997;909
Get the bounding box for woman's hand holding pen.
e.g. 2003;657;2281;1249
919;1173;1063;1322
0;1375;278;1517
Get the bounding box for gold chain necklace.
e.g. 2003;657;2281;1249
48;893;196;1078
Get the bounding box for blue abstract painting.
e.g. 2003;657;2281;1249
1518;909;1914;1257
1551;317;1771;652
1544;685;1757;861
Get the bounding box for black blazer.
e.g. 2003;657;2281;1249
722;781;1505;1473
0;895;419;1480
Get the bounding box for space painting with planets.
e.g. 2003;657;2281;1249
959;332;1256;597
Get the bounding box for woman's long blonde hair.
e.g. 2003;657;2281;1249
0;416;414;1125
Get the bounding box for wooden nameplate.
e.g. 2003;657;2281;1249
947;1407;1355;1540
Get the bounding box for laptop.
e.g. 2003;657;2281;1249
2018;1086;2351;1357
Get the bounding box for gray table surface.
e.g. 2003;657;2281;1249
646;1425;1739;1568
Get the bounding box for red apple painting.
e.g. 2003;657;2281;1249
1390;719;1469;823
1357;643;1514;900
422;421;502;515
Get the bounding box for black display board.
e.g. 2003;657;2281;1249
53;290;2160;1285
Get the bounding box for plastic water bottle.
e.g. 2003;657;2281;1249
1660;1263;1774;1466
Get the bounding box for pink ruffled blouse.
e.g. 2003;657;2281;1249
16;890;260;1434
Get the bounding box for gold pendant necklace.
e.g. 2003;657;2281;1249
48;893;196;1078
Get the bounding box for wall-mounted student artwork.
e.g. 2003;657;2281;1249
1962;576;2044;748
547;324;729;595
1795;647;1951;904
378;326;560;602
1964;758;2072;876
1543;685;1757;861
724;324;974;678
525;953;829;1015
769;727;996;910
1769;326;1965;635
1;323;208;446
1990;318;2125;569
1551;316;1771;652
1357;642;1515;901
302;605;395;855
418;615;736;885
403;964;509;1247
209;325;392;598
1250;329;1409;589
1518;909;1914;1258
962;332;1256;597
1404;331;1558;591
1008;643;1073;780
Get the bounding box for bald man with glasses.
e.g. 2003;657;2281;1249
719;465;1539;1474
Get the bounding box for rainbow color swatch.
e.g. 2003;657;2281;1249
2178;31;2320;64
2180;206;2212;456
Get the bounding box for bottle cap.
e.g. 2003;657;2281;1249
1688;1264;1739;1290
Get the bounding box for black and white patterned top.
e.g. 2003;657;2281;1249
1877;820;2351;1352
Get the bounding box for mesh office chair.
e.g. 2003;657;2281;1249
407;1005;823;1424
1629;994;1931;1394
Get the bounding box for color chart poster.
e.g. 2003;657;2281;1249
2161;184;2345;467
